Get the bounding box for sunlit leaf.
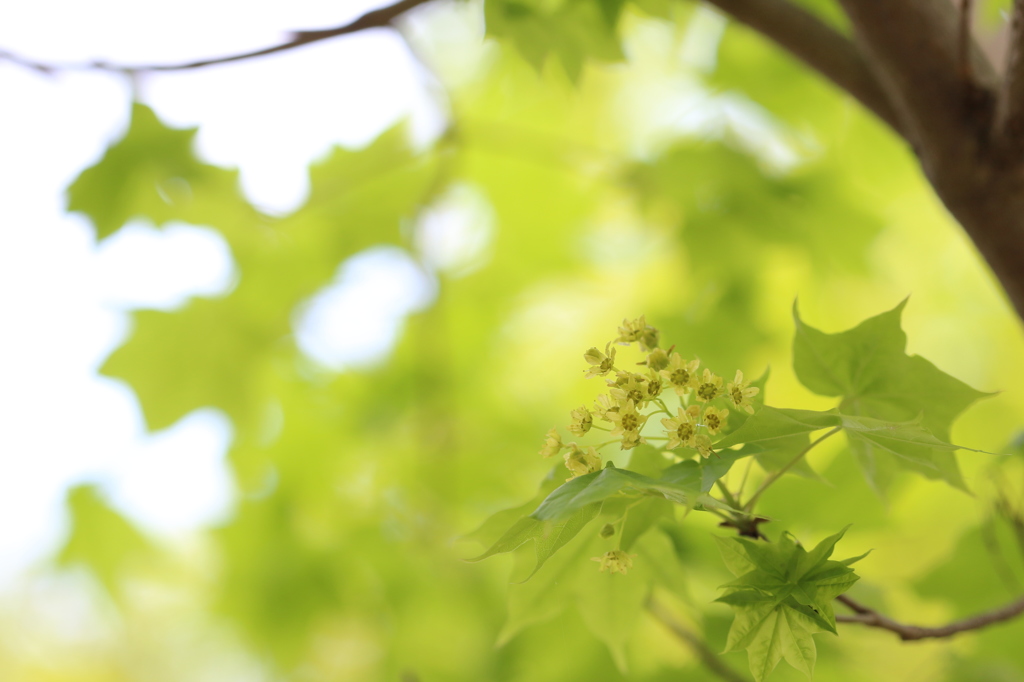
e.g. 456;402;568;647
531;462;704;521
716;527;861;681
793;301;990;491
68;102;252;240
466;503;601;580
714;406;840;449
55;484;155;599
485;0;626;80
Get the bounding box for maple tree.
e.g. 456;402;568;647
4;1;1024;681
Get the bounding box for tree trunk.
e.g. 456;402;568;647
935;163;1024;321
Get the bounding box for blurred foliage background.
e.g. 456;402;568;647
5;0;1024;680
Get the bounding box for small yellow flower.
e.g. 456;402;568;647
644;370;665;402
568;405;593;436
661;354;700;396
695;433;715;459
639;325;660;352
564;445;602;480
727;370;760;414
645;348;670;371
616;316;647;345
609;373;648;407
591;549;637;575
662;406;698;449
619;430;646;450
592;394;619;422
694;368;723;403
701;405;729;435
607;400;648;437
584;343;617;378
539;428;563;458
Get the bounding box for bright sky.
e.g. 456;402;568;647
0;0;801;583
0;0;445;578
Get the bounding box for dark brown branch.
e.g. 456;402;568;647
0;0;432;74
700;0;903;135
836;593;1024;641
997;0;1024;149
835;0;997;171
958;0;975;82
648;597;749;682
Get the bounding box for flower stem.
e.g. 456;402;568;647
715;481;741;510
742;426;840;513
736;456;755;502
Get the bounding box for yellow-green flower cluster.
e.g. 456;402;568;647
535;316;763;573
591;549;636;575
541;317;761;466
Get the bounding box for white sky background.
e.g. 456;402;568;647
0;0;446;579
0;0;801;582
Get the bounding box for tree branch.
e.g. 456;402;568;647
648;597;749;682
997;0;1024;149
958;0;975;83
836;593;1024;641
699;0;903;135
835;0;997;174
0;0;432;74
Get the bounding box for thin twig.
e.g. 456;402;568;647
743;426;840;513
0;0;432;74
736;455;755;504
716;480;741;510
647;597;749;682
836;593;1024;640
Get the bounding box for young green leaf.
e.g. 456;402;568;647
713;406;840;449
716;527;862;681
466;502;601;581
618;497;673;551
793;301;990;493
462;463;569;548
530;462;704;521
497;520;595;645
839;414;991;491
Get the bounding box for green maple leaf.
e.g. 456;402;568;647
715;527;866;681
465;500;601;581
67;103;252;240
97;122;439;431
485;0;626;80
56;485;156;601
530;462;704;521
792;300;991;492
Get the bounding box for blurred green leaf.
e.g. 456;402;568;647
485;0;626;80
56;484;155;599
101;123;440;431
68;102;252;240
